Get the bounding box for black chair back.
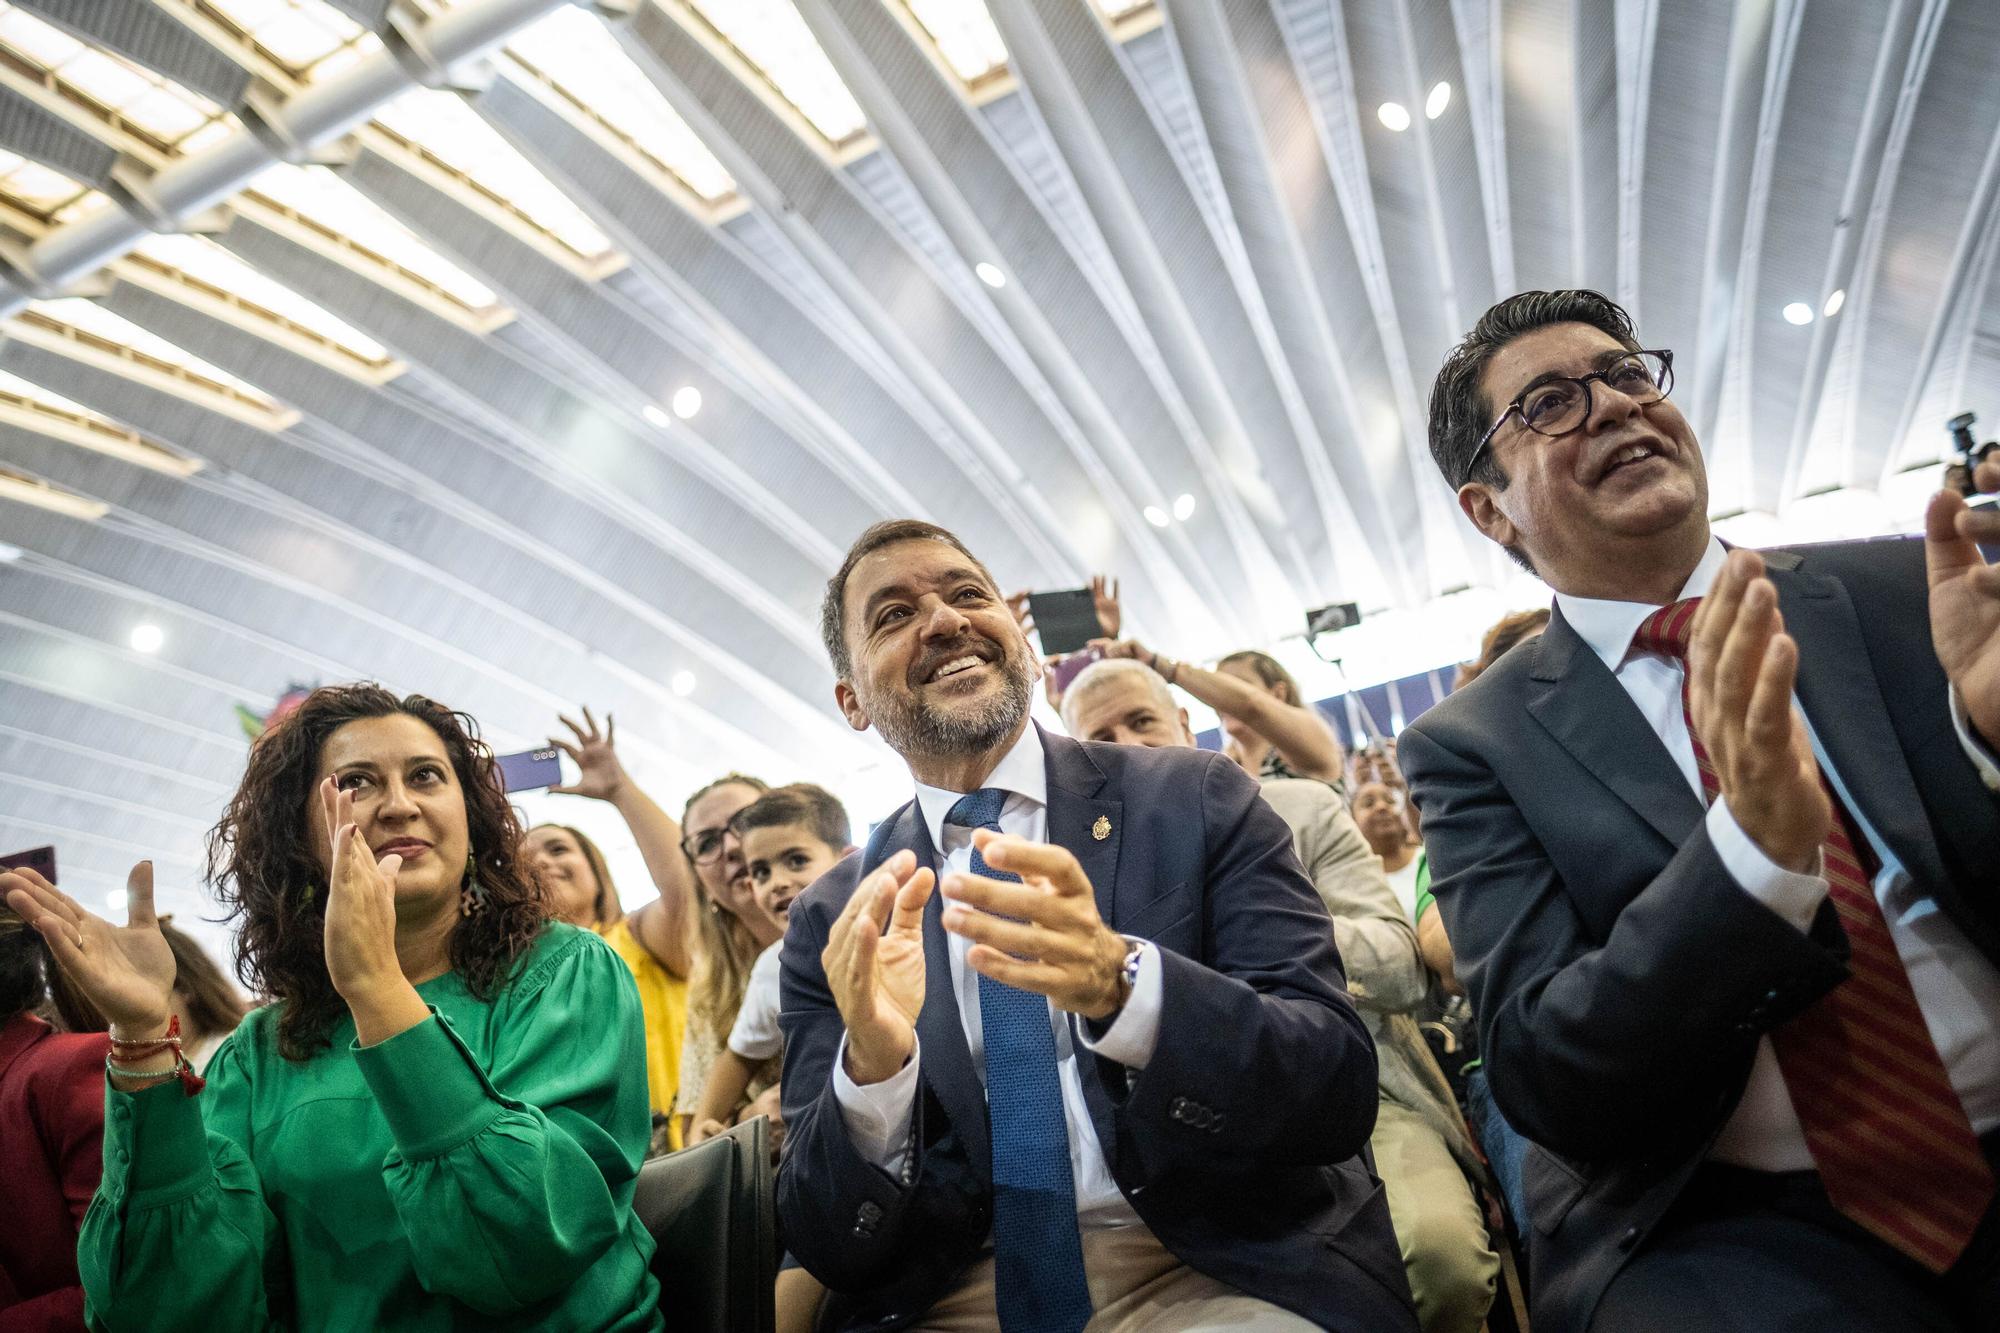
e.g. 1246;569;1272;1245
634;1117;776;1333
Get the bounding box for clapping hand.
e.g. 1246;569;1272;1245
941;830;1129;1021
822;850;933;1086
3;861;174;1039
1926;463;2000;748
548;706;626;801
1687;551;1832;873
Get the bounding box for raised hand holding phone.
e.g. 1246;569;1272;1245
3;860;174;1040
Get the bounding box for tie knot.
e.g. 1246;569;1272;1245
1631;597;1702;663
947;787;1009;832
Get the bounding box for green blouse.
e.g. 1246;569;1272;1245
79;922;663;1331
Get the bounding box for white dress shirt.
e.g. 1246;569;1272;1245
832;724;1164;1225
1557;536;2000;1170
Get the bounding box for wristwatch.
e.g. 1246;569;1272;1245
1114;937;1145;1007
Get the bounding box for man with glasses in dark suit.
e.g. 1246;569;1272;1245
1400;289;2000;1331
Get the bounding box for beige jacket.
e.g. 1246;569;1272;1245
1259;778;1479;1171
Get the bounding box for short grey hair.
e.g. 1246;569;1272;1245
1060;658;1177;736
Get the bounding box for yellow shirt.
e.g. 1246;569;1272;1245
596;917;689;1131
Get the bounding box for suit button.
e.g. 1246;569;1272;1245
858;1201;882;1225
1170;1096;1187;1115
1618;1226;1640;1251
1209;1114;1225;1134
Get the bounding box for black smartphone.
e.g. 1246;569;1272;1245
1027;587;1103;656
494;747;562;793
0;845;56;884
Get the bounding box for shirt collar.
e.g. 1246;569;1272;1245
913;722;1047;850
1555;535;1729;673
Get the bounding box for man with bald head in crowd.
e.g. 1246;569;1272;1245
1062;659;1495;1333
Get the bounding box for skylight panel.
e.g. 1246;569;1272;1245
1093;0;1153;19
504;6;735;203
903;0;1008;84
0;3;234;151
682;0;867;144
0;367;200;476
194;0;378;78
373;88;614;260
246;163;502;313
133;233;393;367
24;298;281;413
0;148;91;217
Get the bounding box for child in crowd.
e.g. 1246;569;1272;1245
688;783;853;1146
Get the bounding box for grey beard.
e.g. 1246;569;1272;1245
868;663;1034;759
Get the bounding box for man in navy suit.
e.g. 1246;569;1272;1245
1400;290;2000;1330
775;519;1415;1332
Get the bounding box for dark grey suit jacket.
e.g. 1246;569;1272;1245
775;726;1417;1331
1399;537;2000;1331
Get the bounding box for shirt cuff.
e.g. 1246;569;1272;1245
1949;682;2000;793
1707;797;1827;932
1075;938;1162;1069
831;1033;919;1179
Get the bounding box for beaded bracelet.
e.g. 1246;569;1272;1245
105;1015;205;1095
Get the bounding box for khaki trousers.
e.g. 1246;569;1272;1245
1371;1099;1498;1333
912;1221;1320;1332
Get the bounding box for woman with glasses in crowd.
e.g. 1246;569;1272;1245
671;773;785;1145
522;708;699;1145
1;684;660;1331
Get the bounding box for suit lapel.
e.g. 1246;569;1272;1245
1525;608;1706;849
1771;559;1952;890
1039;727;1125;1154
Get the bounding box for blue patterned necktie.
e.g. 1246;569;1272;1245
946;788;1093;1333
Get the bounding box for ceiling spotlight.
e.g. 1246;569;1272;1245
670;670;697;697
671;386;702;420
130;623;163;654
1781;302;1814;326
1172;492;1196;521
0;541;21;563
1425;82;1452;119
1822;288;1846;318
1377;101;1412;132
642;404;672;429
1143;505;1170;528
975;261;1006;289
106;888;127;912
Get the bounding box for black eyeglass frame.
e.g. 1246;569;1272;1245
1460;348;1675;487
680;828;730;866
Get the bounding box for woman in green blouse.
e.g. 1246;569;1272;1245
2;684;662;1331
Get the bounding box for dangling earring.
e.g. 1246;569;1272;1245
460;850;488;918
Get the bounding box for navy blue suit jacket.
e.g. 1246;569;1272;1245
775;726;1416;1331
1400;538;2000;1330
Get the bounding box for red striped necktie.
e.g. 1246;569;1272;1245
1632;597;1994;1272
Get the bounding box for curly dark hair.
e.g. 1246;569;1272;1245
205;684;546;1061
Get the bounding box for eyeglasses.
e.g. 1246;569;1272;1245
681;827;731;866
1463;349;1675;485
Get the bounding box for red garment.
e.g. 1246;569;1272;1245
0;1013;107;1332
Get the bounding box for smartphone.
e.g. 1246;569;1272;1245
1027;587;1102;656
1050;646;1105;697
494;747;562;793
0;845;56;884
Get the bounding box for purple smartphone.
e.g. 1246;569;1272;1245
494;747;562;793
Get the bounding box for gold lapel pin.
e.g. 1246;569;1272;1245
1092;815;1111;841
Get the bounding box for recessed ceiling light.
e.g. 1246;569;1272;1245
975;261;1006;289
130;623;163;654
1425;82;1452;119
1172;492;1196;521
1822;289;1845;318
107;888;127;912
0;541;22;562
1377;102;1412;132
1781;302;1814;326
670;670;697;697
1143;505;1170;528
671;386;702;420
642;404;672;429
